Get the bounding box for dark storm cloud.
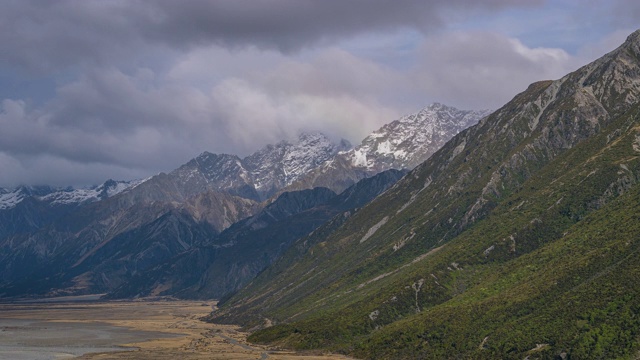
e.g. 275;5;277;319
0;0;542;72
140;0;542;51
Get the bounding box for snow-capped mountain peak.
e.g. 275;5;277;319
0;179;143;210
244;131;350;199
345;103;491;171
280;103;492;195
164;131;350;201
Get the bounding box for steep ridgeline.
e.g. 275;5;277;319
283;103;490;194
0;132;345;299
172;132;350;202
107;169;406;300
0;187;258;298
0;180;142;239
214;30;640;359
0;180;143;211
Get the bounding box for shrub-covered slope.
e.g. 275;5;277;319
213;30;640;359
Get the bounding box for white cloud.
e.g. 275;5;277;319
210;77;398;151
409;31;582;109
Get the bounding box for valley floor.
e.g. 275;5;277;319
0;299;353;360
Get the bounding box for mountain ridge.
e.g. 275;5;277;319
0;101;490;300
106;169;406;300
280;103;490;194
212;29;640;359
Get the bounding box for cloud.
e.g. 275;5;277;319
409;31;580;109
0;1;634;187
0;74;209;178
0;28;613;187
210;77;398;149
0;56;399;187
0;0;542;73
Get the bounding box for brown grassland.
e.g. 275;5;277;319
0;300;352;360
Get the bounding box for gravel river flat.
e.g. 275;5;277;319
0;300;353;360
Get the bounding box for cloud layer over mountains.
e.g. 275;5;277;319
0;0;637;186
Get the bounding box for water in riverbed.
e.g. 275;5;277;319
0;318;171;359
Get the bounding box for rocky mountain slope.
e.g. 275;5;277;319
0;180;144;210
107;169;406;300
0;187;258;297
0;100;487;300
0;132;345;297
283;104;490;194
213;29;640;359
168;132;350;202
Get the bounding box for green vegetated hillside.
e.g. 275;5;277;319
212;30;640;359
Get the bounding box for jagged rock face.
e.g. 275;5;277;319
163;132;349;202
170;153;258;200
348;103;491;172
284;104;490;194
244;132;351;200
0;180;142;211
450;30;640;227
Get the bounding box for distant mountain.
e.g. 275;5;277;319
0;179;143;210
0;105;486;300
213;29;640;360
168;132;350;202
283;103;490;194
0;132;350;298
245;132;351;200
107;169;406;300
0;188;258;297
0;180;144;242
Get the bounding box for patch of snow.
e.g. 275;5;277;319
41;188;99;205
352;148;368;167
0;179;143;209
376;140;393;155
0;190;25;210
393;148;407;159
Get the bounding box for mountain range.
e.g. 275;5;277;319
107;169;406;300
282;104;490;194
0;103;484;299
209;29;640;359
2;27;639;360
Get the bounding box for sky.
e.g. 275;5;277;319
0;0;639;188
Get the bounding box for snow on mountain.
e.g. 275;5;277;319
344;103;491;171
244;132;351;199
0;179;144;210
0;189;25;210
0;103;487;208
282;103;491;194
172;132;350;201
